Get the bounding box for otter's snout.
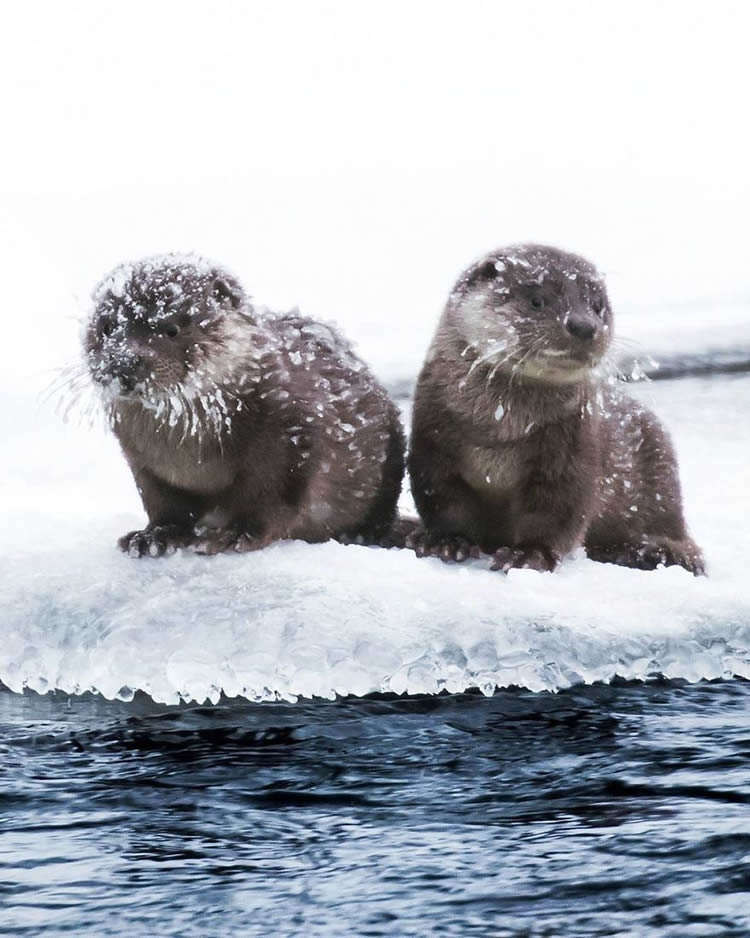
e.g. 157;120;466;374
565;313;597;343
97;347;151;393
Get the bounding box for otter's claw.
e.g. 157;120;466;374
118;525;188;558
490;546;558;573
406;528;481;563
191;530;272;556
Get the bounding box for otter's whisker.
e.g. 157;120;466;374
508;335;548;389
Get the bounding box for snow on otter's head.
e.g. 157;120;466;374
86;254;252;399
448;243;614;384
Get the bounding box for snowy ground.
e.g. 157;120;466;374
1;330;748;703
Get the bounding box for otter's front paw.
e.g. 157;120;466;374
490;546;558;573
191;529;272;556
118;525;189;558
406;528;481;563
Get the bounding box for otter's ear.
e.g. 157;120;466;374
468;259;501;284
211;274;243;309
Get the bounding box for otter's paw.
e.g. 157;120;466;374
405;528;481;563
118;525;188;558
336;532;369;547
379;516;422;550
191;530;272;556
587;539;706;576
490;546;558;573
336;518;420;550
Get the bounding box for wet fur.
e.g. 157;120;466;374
408;244;704;574
87;256;405;556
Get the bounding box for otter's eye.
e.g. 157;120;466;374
592;298;605;316
530;296;545;310
164;323;180;338
98;316;115;338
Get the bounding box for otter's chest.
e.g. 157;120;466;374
149;435;235;492
116;416;236;494
458;438;531;497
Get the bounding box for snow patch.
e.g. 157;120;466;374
2;537;748;705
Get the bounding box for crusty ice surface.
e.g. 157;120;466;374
1;367;748;703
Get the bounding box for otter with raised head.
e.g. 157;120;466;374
408;244;704;574
86;254;405;556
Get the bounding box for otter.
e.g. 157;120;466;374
86;254;405;556
407;244;705;574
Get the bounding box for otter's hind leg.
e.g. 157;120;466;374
336;410;407;547
586;537;705;576
589;403;705;575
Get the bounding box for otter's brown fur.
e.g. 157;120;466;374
86;254;405;556
408;244;704;574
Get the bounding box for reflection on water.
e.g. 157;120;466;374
2;680;749;936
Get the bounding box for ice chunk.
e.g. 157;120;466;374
2;367;748;705
0;534;748;704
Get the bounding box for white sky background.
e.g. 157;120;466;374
1;0;749;385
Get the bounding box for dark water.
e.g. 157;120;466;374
1;681;749;937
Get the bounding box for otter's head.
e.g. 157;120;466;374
447;244;613;384
86;254;249;398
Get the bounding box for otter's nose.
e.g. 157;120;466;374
108;350;146;390
114;371;139;393
565;314;597;342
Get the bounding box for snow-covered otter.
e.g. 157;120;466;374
408;244;705;574
86;254;405;556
